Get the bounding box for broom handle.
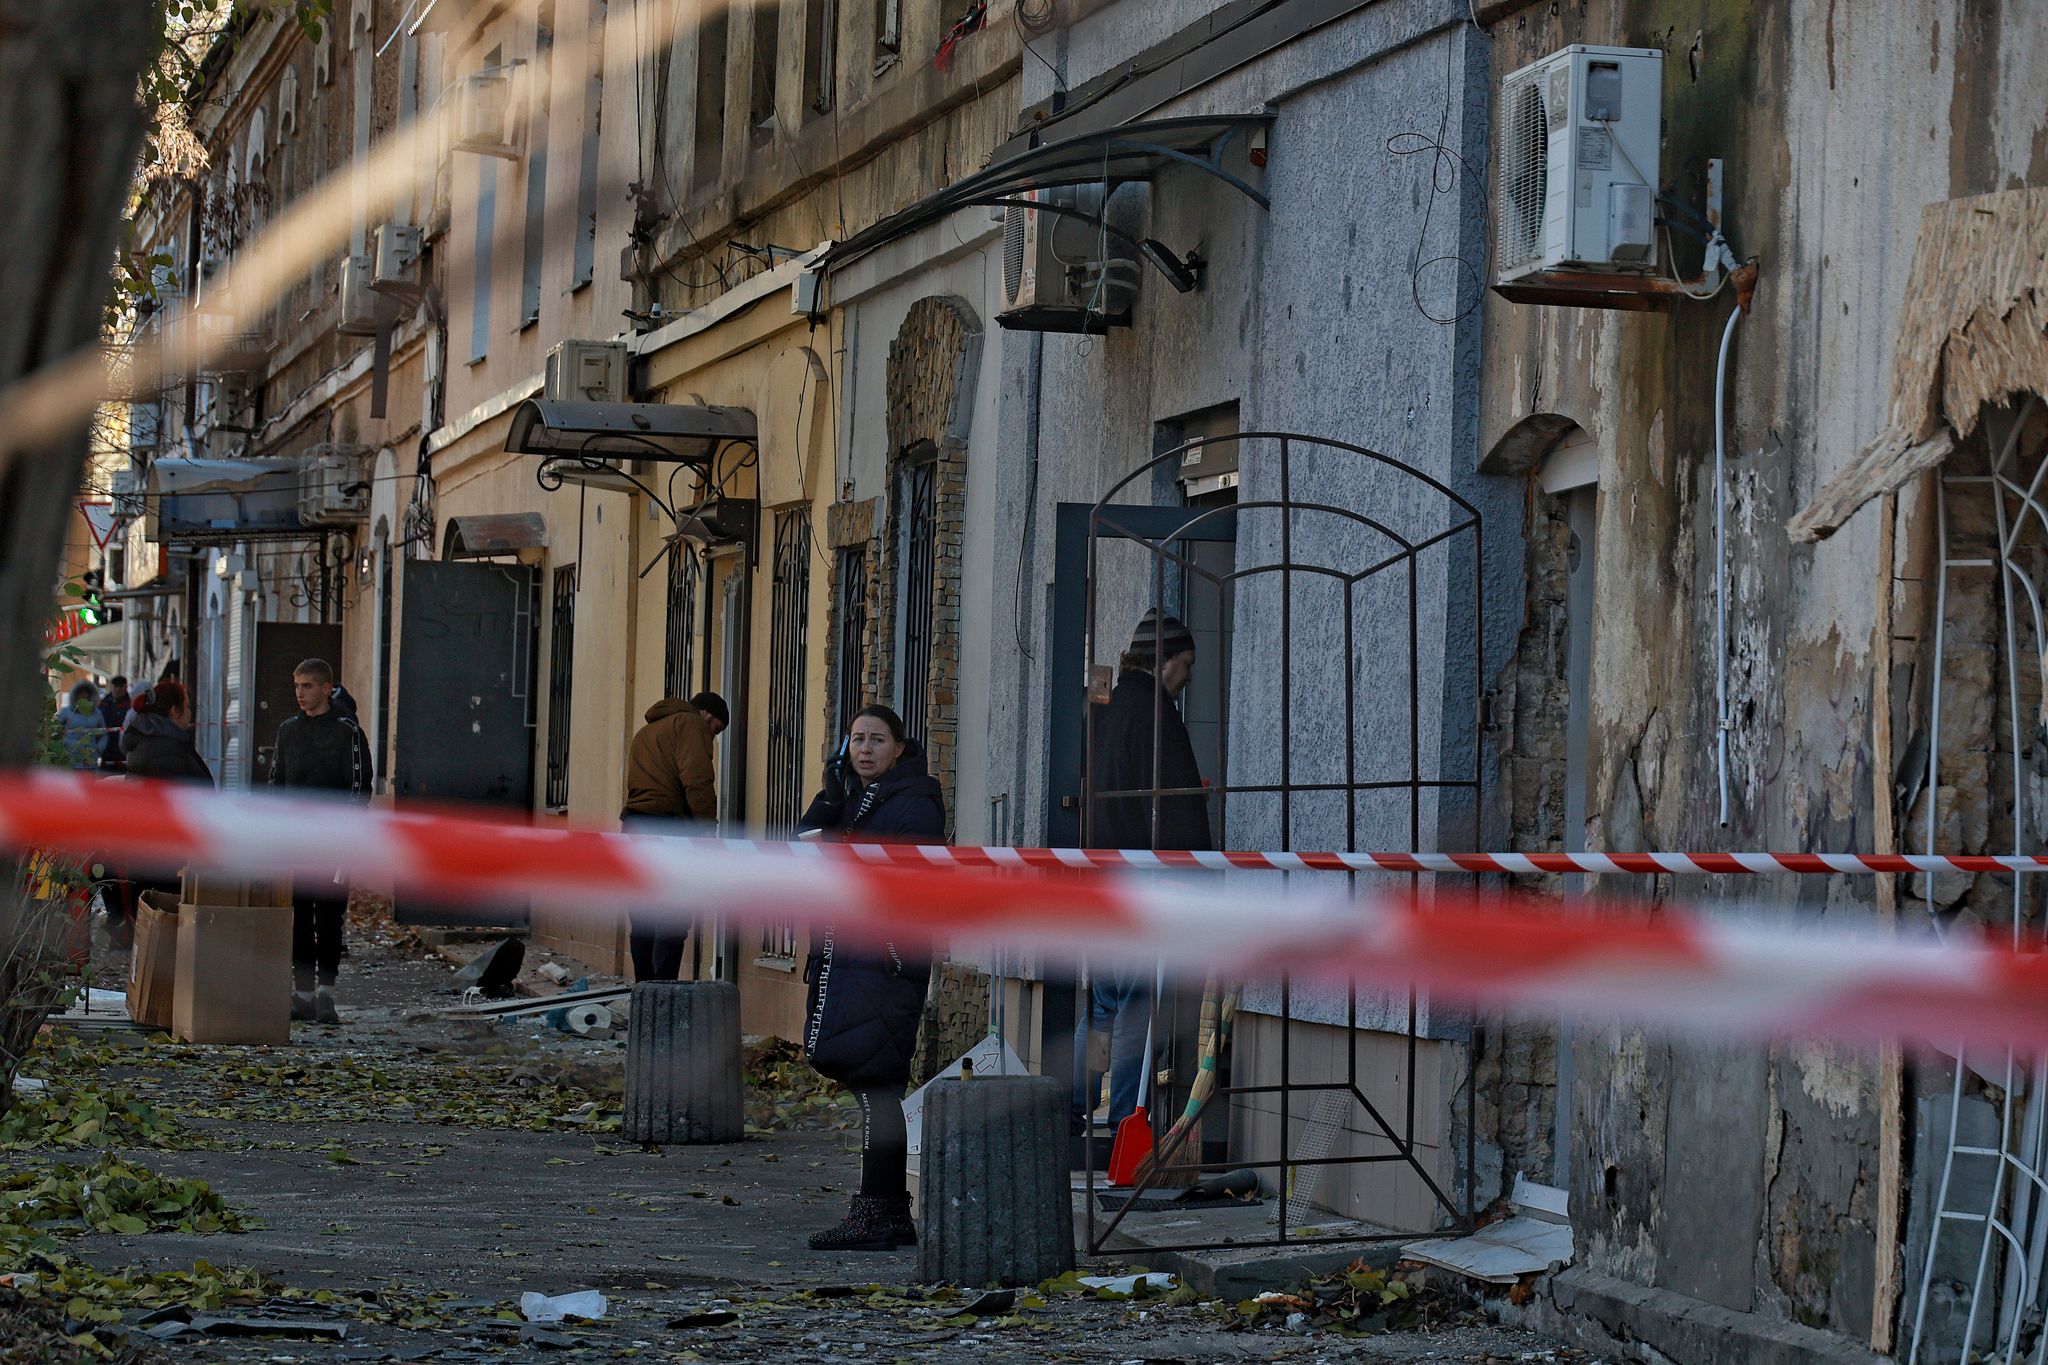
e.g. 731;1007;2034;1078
1134;961;1164;1108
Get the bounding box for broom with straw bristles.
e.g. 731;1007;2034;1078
1132;976;1240;1188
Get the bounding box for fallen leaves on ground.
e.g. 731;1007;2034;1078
0;1155;245;1237
742;1037;856;1134
99;1044;624;1135
0;1285;169;1365
0;1084;207;1153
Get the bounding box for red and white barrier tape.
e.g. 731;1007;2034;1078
6;770;2048;1053
854;845;2048;877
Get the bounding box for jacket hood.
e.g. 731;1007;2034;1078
645;699;696;723
124;710;192;749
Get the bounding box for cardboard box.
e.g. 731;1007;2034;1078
171;902;293;1045
179;871;293;909
126;890;180;1031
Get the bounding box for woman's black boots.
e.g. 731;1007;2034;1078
808;1194;917;1251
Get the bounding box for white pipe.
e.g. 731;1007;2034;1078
1714;305;1743;827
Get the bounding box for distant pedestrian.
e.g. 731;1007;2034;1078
800;703;944;1252
620;690;728;981
1076;609;1212;1135
123;682;214;785
119;681;214;935
267;659;373;1026
96;676;131;771
58;682;102;769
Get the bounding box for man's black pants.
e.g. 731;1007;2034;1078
629;915;688;982
292;892;348;991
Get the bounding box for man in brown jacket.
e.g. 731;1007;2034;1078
622;690;728;980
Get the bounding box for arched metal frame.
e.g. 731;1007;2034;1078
1910;395;2048;1365
1080;431;1484;1254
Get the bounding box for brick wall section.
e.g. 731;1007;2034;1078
872;296;981;833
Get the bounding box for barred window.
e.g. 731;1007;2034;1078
544;565;577;810
761;511;810;963
835;544;868;741
664;541;700;700
896;456;938;748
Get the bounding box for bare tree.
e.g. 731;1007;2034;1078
0;0;163;1105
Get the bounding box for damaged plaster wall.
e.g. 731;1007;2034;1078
1477;0;2048;1351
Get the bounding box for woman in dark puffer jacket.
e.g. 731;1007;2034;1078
799;703;944;1252
123;682;214;785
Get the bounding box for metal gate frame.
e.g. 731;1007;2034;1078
1910;395;2048;1365
1077;430;1484;1255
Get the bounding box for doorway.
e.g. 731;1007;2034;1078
390;558;538;927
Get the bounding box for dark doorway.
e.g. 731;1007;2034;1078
251;622;343;785
1047;502;1237;848
392;559;538;927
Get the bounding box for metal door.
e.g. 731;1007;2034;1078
392;559;537;927
250;621;344;784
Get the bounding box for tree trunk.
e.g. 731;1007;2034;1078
0;0;162;1109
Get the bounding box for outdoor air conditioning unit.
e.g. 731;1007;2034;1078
339;253;379;335
453;67;522;159
297;443;371;526
1494;45;1662;286
371;223;424;297
997;185;1140;334
545;339;630;403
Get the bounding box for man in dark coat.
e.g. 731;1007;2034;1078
1077;609;1212;1134
96;676;131;771
620;690;727;981
268;658;374;1026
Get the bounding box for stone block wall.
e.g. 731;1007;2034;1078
1470;481;1575;1199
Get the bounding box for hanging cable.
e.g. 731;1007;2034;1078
1713;303;1742;826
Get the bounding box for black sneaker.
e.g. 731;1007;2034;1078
808;1196;909;1251
291;991;317;1022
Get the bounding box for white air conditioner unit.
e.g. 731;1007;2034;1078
371;223;424;296
997;185;1140;334
454;67;522;159
1494;44;1662;285
339;253;380;335
545;339;630;403
297;443;372;526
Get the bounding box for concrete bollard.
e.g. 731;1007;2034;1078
918;1075;1074;1286
623;981;743;1144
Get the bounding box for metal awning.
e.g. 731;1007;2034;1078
505;399;757;463
443;512;549;562
144;457;310;543
1791;186;2048;542
819;114;1273;285
63;621;125;657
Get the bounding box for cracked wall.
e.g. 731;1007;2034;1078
1475;0;2048;1351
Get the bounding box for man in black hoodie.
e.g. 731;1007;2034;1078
1076;609;1213;1133
268;658;374;1025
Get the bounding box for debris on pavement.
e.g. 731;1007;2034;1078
451;939;525;998
1076;1271;1179;1296
516;1288;607;1323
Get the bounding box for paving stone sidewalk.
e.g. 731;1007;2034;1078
23;915;1585;1364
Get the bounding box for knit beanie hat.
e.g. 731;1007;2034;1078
1126;608;1195;666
